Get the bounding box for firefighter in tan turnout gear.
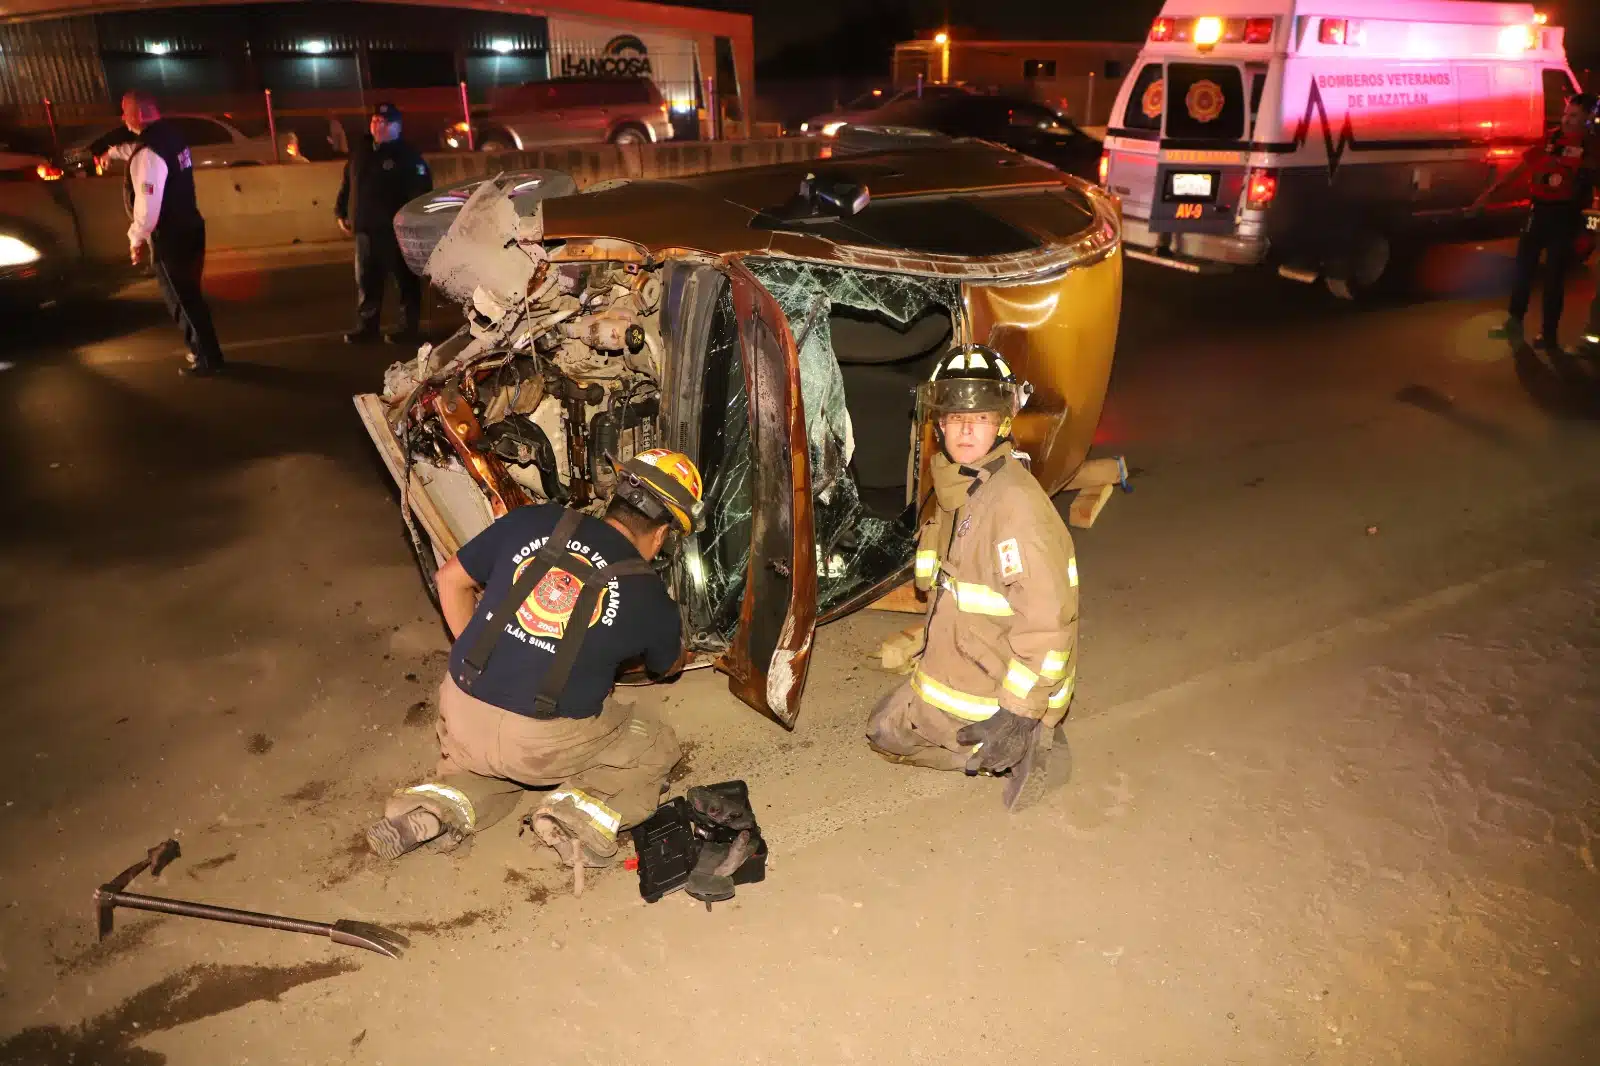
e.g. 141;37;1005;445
867;346;1079;807
366;450;704;889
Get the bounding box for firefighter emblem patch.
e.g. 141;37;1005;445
1186;80;1225;123
996;538;1024;580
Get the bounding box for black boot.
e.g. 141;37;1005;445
686;828;768;903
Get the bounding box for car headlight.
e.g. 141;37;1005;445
821;121;846;137
0;235;42;267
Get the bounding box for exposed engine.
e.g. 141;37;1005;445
379;258;664;519
377;173;666;526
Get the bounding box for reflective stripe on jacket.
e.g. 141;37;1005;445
913;450;1079;725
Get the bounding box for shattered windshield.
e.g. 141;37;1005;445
743;257;958;613
690;285;753;645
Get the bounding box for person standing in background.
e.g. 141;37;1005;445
336;102;432;345
98;91;226;377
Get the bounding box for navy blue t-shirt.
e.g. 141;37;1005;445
447;504;682;719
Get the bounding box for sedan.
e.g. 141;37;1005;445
357;141;1123;727
837;94;1103;181
799;85;973;138
61;114;306;176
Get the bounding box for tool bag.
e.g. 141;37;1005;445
630;780;767;905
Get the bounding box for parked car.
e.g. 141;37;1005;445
799;84;972;137
0;127;77;307
355;140;1123;727
61;114;306;176
837;94;1104;181
443;77;672;153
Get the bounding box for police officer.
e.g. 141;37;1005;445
1480;92;1599;355
98;91;226;376
866;347;1079;810
366;450;704;890
335;102;432;345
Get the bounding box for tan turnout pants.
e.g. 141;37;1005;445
865;680;973;772
385;675;681;848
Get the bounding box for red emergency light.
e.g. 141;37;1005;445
1319;18;1348;45
35;162;63;180
1150;17;1174;41
1244;17;1275;43
1098;150;1110;186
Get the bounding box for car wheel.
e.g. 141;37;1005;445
393;168;581;280
609;125;648;146
1324;229;1395;302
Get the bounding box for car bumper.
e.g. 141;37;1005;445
1121;215;1268;271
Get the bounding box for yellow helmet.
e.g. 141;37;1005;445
613;448;705;534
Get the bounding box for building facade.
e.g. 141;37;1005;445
0;0;752;139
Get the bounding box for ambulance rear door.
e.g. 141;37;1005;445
1146;58;1267;238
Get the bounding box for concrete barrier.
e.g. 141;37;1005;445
63;139;827;265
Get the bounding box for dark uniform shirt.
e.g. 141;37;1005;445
122;118;203;238
335;138;432;234
447;504;683;719
1522;130;1596;213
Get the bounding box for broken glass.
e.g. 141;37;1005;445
686;286;753;647
742;257;957;612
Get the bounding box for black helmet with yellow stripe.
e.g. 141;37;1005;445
917;344;1033;439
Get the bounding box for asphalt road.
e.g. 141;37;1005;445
1;248;1597;1065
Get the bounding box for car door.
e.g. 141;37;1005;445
491;83;569;150
717;261;818;727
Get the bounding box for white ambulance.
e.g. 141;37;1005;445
1099;0;1582;297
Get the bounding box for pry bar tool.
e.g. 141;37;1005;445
94;839;408;958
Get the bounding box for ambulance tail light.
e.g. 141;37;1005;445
1150;17;1174;42
1245;168;1278;209
1244;18;1275;44
1098;150;1109;186
1319;18;1348;45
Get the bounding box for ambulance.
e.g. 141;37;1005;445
1099;0;1582;298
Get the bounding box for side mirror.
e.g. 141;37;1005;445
800;173;870;218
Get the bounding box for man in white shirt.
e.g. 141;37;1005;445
98;92;226;376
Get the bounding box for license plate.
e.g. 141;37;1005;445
1170;172;1214;199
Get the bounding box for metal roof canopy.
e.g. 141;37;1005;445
0;0;751;37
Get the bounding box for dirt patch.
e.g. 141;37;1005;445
189;852;238;875
393;909;491;935
403;700;432;728
503;867;552;906
351;1030;367;1049
321;832;376;889
666;741;699;784
286;780;332;803
0;960;359;1066
55;917;167;977
245;733;274;755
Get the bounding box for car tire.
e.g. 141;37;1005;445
1323;229;1396;302
393;168;580;278
609;124;649;146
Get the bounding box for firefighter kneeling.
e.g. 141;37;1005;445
867;346;1079;808
366;450;705;890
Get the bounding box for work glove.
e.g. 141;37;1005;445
956;709;1037;775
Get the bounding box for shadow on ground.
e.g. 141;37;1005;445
0;960;359;1066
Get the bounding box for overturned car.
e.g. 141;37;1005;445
355;142;1123;727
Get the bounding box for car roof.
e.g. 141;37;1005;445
538;141;1112;278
